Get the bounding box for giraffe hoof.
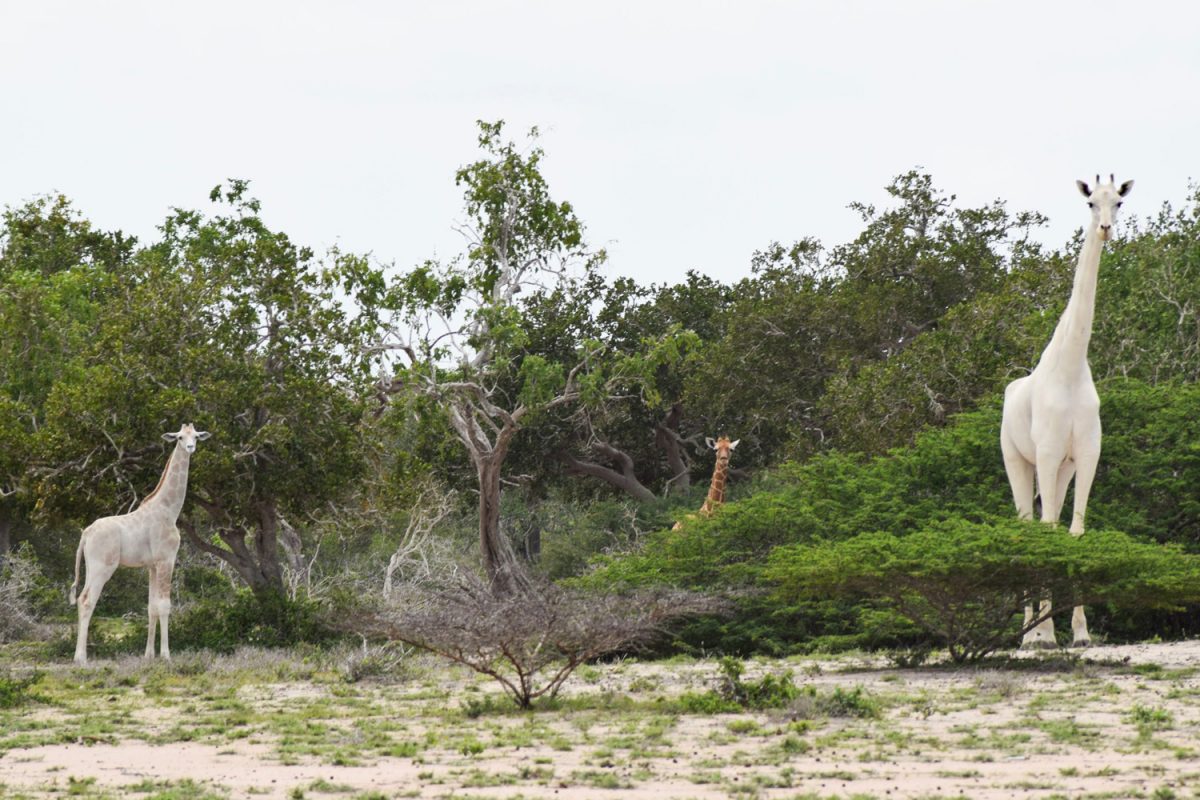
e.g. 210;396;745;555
1071;639;1092;649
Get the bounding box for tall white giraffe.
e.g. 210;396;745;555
69;424;209;663
1000;175;1132;648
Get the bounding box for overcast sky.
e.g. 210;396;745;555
2;1;1197;286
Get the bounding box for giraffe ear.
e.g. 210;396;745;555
729;439;740;450
1118;179;1134;197
705;437;716;450
162;432;179;442
1076;180;1092;198
196;431;211;441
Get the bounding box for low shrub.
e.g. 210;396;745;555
0;670;43;708
168;589;338;653
716;656;801;709
355;564;722;708
0;544;48;642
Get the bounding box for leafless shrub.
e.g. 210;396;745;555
353;566;724;708
383;483;458;598
974;669;1024;699
0;546;45;643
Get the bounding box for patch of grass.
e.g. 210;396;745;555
1129;704;1174;732
1034;718;1101;746
572;769;632;790
0;671;43;709
727;719;765;736
305;779;357;794
126;778;229;799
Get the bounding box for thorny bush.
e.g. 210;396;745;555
354;565;723;708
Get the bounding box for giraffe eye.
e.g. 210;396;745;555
1117;201;1123;208
1087;202;1095;209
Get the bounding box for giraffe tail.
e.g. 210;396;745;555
68;532;84;605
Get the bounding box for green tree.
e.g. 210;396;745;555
383;122;683;591
30;182;384;600
0;196;134;557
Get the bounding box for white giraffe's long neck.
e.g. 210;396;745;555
144;444;192;521
1046;223;1104;373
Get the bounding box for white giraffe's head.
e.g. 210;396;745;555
163;423;211;454
1076;174;1134;242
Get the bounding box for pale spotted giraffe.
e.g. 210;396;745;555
69;424;209;663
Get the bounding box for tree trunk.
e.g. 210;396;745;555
477;456;524;596
181;498;287;598
656;403;691;495
0;506;12;565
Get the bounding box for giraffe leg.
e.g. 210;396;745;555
1001;451;1036;522
145;564;159;658
1023;449;1067;649
156;556;175;659
1069;447;1101;647
1002;433;1042;649
75;560;117;664
1051;460;1075;527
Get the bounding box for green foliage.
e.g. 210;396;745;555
591;377;1200;653
168;590;338;653
688;173;1047;466
0;670;43;708
677;658;879;718
586;404;1009;653
768;518;1200;662
715;656;801;709
6;184;385;597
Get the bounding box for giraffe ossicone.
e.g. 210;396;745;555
1000;175;1132;649
69;423;210;663
672;435;738;530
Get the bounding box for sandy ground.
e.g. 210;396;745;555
2;641;1199;799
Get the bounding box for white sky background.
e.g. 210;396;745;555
2;1;1197;286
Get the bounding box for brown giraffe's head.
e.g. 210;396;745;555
705;435;739;464
162;423;211;454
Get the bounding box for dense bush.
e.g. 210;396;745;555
589;379;1200;654
167;590;339;653
584;405;1008;653
0;670;43;708
768;518;1200;662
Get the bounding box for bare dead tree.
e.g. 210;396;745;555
383;482;457;599
0;545;44;643
354;566;724;708
655;402;694;495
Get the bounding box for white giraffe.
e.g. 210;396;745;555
69;424;209;663
1000;175;1132;648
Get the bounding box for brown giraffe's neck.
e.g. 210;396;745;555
699;454;730;517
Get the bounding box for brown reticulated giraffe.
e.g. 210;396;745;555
673;435;739;530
